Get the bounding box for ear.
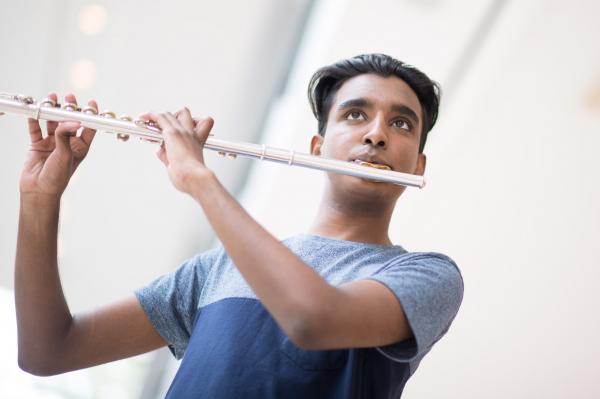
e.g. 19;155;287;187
310;135;323;156
414;153;426;176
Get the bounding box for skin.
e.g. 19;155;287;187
15;74;427;376
309;74;426;244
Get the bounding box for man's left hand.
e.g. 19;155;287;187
141;109;214;194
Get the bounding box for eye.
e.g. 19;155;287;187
392;119;411;131
345;110;365;121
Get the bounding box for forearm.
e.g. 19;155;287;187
189;172;336;343
147;109;341;345
14;194;73;371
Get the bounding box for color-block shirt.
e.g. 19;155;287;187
135;234;464;398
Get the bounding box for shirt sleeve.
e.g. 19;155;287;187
367;252;464;363
134;248;219;359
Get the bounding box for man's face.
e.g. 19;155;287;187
311;73;426;200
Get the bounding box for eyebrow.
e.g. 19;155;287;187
337;98;420;126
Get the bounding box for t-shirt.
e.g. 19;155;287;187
135;234;464;398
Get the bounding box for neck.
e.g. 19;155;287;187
308;184;397;245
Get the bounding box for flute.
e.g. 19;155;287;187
0;93;425;188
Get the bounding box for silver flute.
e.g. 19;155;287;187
0;93;425;188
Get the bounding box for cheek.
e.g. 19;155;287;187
392;143;421;172
321;132;351;158
321;144;340;160
402;153;421;173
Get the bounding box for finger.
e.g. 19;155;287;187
51;94;78;139
149;112;171;128
80;128;96;146
64;93;78;107
193;117;214;142
54;121;81;155
163;112;185;132
136;111;159;136
46;93;59;136
137;111;152;121
156;144;168;166
155;112;185;145
149;112;175;141
27;118;43;143
80;99;98;146
192;117;210;132
176;107;195;131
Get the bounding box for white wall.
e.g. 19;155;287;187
240;0;600;398
0;1;310;397
0;0;309;307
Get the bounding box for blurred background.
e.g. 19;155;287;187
1;0;599;398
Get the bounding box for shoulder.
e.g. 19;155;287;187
182;245;230;273
386;250;461;274
373;251;464;302
396;251;462;276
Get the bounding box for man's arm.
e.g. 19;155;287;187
187;172;412;350
15;94;166;376
15;195;166;376
152;110;413;350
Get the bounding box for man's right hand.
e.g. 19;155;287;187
15;92;168;376
20;93;97;197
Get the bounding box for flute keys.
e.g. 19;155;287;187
217;151;237;159
133;118;161;143
16;94;35;104
96;110;118;138
62;102;80;111
134;118;159;129
99;110;116;118
133;118;149;132
82;105;98;115
116;115;132;141
0;93;34;104
40;98;58;108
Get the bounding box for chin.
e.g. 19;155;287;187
333;174;404;202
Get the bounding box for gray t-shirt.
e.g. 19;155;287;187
135;234;464;398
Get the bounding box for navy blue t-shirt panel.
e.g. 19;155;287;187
165;297;410;399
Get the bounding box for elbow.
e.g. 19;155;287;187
18;353;60;377
284;311;327;350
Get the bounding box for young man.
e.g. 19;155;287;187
15;53;463;398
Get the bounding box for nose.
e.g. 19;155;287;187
362;118;387;148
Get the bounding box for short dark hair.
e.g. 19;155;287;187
307;53;441;153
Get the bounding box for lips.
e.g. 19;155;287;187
352;159;392;171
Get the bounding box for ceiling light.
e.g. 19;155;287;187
78;4;108;36
69;59;97;90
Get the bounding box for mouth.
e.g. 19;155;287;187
352;159;393;171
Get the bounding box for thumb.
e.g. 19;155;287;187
193;117;214;142
54;121;80;155
156;143;168;166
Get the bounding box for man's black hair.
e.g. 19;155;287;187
307;53;441;153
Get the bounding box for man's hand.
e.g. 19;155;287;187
140;109;214;194
19;93;98;197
